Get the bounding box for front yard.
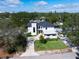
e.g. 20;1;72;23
34;39;67;51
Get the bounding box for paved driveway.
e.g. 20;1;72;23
10;52;76;59
20;38;39;57
58;35;74;47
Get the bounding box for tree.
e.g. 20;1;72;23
11;12;30;27
1;12;79;48
39;35;47;44
5;45;16;54
4;37;17;54
14;34;27;52
62;13;79;46
3;34;27;54
0;37;5;47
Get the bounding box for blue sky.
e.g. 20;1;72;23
0;0;79;12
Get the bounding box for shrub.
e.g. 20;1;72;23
4;34;27;54
0;37;5;47
15;34;27;52
39;35;47;44
27;32;31;37
46;38;58;41
6;46;16;54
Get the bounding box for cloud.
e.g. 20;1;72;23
0;0;22;7
0;11;2;13
52;4;65;9
35;3;79;12
6;0;21;5
35;1;48;6
52;3;79;9
50;3;79;12
34;1;48;12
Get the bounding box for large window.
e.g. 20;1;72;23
33;27;35;32
37;26;40;29
52;34;56;36
38;26;42;29
46;27;47;30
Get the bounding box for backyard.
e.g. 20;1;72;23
34;39;67;51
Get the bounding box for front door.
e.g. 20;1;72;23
38;30;43;34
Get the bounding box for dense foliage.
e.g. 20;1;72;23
0;12;79;51
39;35;47;44
0;34;27;54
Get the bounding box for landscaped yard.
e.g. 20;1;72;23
34;39;67;51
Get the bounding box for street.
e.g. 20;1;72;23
10;52;76;59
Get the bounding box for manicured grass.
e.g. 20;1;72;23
34;40;67;51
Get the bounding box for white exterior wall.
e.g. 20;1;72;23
28;22;58;38
39;27;57;34
60;23;63;25
28;27;32;33
28;23;37;35
38;27;58;38
55;28;62;33
43;27;57;34
31;23;37;35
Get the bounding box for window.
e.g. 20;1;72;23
38;26;40;29
46;27;47;30
46;34;50;36
41;26;42;28
52;34;56;36
33;27;35;32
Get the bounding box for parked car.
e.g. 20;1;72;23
75;47;79;59
76;57;79;59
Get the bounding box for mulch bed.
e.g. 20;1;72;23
0;48;14;58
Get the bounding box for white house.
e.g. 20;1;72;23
27;20;61;39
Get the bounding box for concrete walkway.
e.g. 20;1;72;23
20;39;39;57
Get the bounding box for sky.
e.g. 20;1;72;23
0;0;79;13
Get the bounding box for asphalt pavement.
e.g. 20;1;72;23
10;52;76;59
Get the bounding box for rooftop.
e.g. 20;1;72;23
28;20;54;27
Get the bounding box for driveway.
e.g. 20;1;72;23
10;36;76;59
20;37;39;57
58;34;74;47
10;52;76;59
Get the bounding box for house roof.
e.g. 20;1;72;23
28;20;54;27
38;21;53;27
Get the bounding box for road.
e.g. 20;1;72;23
10;52;76;59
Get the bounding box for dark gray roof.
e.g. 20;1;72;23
27;22;32;27
38;21;53;27
28;20;54;27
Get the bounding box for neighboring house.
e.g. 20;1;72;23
27;20;62;38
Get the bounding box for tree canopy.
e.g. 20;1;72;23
0;12;79;48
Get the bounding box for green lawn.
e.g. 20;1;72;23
34;40;67;51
